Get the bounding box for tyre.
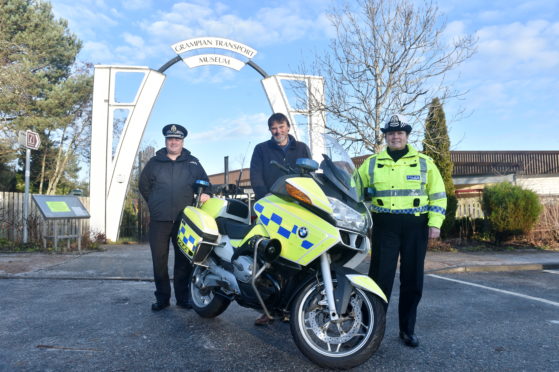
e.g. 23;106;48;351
290;279;386;369
190;266;231;318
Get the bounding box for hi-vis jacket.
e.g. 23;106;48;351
357;145;447;228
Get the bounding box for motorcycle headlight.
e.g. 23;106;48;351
328;197;369;233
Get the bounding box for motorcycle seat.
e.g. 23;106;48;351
216;217;253;239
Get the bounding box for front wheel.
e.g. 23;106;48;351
190;266;231;318
290;279;386;369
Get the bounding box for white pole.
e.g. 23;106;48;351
23;148;30;243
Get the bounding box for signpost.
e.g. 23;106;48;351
19;130;41;243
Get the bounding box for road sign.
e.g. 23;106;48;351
25;130;41;150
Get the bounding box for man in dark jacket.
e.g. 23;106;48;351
250;113;311;201
249;112;311;325
139;123;210;311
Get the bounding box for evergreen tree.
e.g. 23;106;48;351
0;0;92;193
423;97;457;238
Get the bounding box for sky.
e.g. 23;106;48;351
47;0;559;176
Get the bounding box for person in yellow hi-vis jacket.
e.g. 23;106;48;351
357;115;447;348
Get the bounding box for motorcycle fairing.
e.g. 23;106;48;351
177;206;220;259
201;197;250;224
285;177;333;214
346;274;387;302
254;195;340;266
238;224;269;246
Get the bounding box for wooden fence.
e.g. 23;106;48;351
455;194;559;220
456;195;484;218
0;192;90;248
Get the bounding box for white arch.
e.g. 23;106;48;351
90;47;325;242
90;66;166;241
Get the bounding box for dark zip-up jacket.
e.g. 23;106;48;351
250;134;311;200
139;147;208;221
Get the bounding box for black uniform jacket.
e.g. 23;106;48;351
139;147;209;221
250;134;311;200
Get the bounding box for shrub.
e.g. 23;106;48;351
482;182;542;243
81;230;107;251
441;194;458;238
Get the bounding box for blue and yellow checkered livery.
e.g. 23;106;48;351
253;195;340;266
177;206;220;261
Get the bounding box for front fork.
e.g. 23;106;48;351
320;254;339;321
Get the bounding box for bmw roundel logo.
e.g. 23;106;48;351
298;227;308;238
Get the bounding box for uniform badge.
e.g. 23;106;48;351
407;175;420;180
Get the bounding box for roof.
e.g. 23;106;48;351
451;151;559;177
208;168;251;187
352;151;559;177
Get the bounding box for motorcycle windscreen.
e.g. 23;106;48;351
177;206;220;261
254;195;340;266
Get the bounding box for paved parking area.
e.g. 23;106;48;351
1;245;558;371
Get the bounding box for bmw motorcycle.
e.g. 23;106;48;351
176;135;386;369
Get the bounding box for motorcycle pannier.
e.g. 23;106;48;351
177;206;220;263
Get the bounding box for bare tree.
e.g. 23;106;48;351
298;0;476;154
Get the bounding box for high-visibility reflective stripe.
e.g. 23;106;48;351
370;205;447;215
429;206;446;214
371;205;429;214
429;192;447;200
419;158;427;189
368;157;377;185
374;189;426;197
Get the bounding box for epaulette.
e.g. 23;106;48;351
418;153;434;162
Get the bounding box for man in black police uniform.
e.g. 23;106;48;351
249;112;311;325
139;124;210;311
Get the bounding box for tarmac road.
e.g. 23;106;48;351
1;244;558;371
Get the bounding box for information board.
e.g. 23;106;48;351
32;195;90;219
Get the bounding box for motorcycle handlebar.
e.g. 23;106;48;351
270;160;291;174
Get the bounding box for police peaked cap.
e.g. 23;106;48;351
162;124;188;139
381;115;412;134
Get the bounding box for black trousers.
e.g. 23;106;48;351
368;213;428;335
148;220;192;304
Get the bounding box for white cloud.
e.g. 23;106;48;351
121;0;152;11
123;33;145;49
52;1;117;27
476;20;559;70
50;0;332;68
83;41;115;63
477;10;502;22
190;113;270;142
142;1;329;47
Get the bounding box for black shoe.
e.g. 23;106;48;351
399;331;419;347
176;300;192;310
151;301;170;311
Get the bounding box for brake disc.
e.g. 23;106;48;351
306;295;364;344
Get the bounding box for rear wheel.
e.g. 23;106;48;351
290;279;386;369
190;266;230;318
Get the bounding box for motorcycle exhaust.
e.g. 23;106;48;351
256;238;282;262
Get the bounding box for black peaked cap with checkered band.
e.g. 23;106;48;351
381;115;412;134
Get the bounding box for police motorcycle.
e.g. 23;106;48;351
176;135;387;369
